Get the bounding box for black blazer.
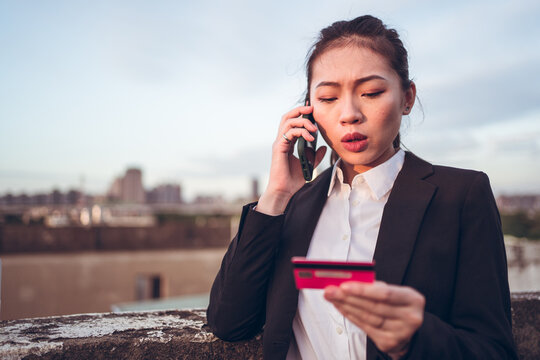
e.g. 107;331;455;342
207;152;517;359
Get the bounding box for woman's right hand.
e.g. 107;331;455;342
256;104;327;216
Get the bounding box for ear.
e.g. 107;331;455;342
402;81;416;115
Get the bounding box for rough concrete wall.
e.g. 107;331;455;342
511;292;540;360
1;292;539;359
0;310;262;360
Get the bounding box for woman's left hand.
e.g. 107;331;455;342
324;281;425;360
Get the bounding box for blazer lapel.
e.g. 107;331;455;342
373;152;436;286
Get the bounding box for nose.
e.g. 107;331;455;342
338;95;363;125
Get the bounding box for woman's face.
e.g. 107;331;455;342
309;45;415;180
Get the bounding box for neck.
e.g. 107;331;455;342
340;147;398;185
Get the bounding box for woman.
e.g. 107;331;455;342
207;15;517;360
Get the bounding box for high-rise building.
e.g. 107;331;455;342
251;177;259;201
107;177;123;201
146;184;182;204
122;168;145;204
107;168;146;204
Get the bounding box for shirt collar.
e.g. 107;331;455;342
327;149;406;200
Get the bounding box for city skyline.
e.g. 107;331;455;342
0;165;248;203
1;0;539;200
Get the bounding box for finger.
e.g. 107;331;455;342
340;281;423;306
281;116;318;133
280;105;313;126
346;315;402;352
336;303;406;337
335;304;417;355
324;285;345;301
280;133;293;145
352;316;412;355
283;127;316;143
277;128;314;149
334;301;389;328
334;305;412;351
334;295;404;319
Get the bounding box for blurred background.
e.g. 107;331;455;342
1;0;539;320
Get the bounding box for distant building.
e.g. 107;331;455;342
251;177;259;201
107;177;123;200
32;193;49;206
122;168;145;203
107;168;146;204
50;189;64;205
66;190;83;205
146;184;182;204
193;194;224;205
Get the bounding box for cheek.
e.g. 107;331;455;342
371;100;402;133
313;111;335;145
316;122;333;147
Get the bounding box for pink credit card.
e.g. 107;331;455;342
292;257;375;289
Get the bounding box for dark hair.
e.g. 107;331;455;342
306;15;411;151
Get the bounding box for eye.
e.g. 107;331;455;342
362;90;384;98
318;97;337;103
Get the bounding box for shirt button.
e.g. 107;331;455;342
336;326;343;335
352;200;359;206
355;177;365;184
342;234;348;241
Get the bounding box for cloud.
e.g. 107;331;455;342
416;58;540;130
404;130;480;164
175;145;271;177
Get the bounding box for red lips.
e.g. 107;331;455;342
341;132;368;152
341;132;367;142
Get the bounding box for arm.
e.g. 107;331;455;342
208;104;326;341
325;172;517;359
207;203;285;341
404;172;517;359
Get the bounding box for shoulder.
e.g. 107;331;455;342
404;151;490;188
395;152;495;208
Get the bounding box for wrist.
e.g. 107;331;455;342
388;343;410;360
256;190;292;216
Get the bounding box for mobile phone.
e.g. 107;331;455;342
297;101;318;181
291;257;375;290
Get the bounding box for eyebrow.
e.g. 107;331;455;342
315;75;386;89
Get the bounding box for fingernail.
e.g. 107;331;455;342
325;287;336;297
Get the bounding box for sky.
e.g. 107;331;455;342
1;0;539;201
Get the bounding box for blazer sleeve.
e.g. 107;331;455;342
404;172;517;359
207;203;285;341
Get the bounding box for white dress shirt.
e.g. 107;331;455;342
287;149;405;360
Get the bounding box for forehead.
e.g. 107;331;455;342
311;45;396;82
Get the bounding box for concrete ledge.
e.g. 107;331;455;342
1;292;539;359
511;292;540;360
0;310;262;360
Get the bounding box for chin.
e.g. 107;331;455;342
339;149;390;169
340;153;374;166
